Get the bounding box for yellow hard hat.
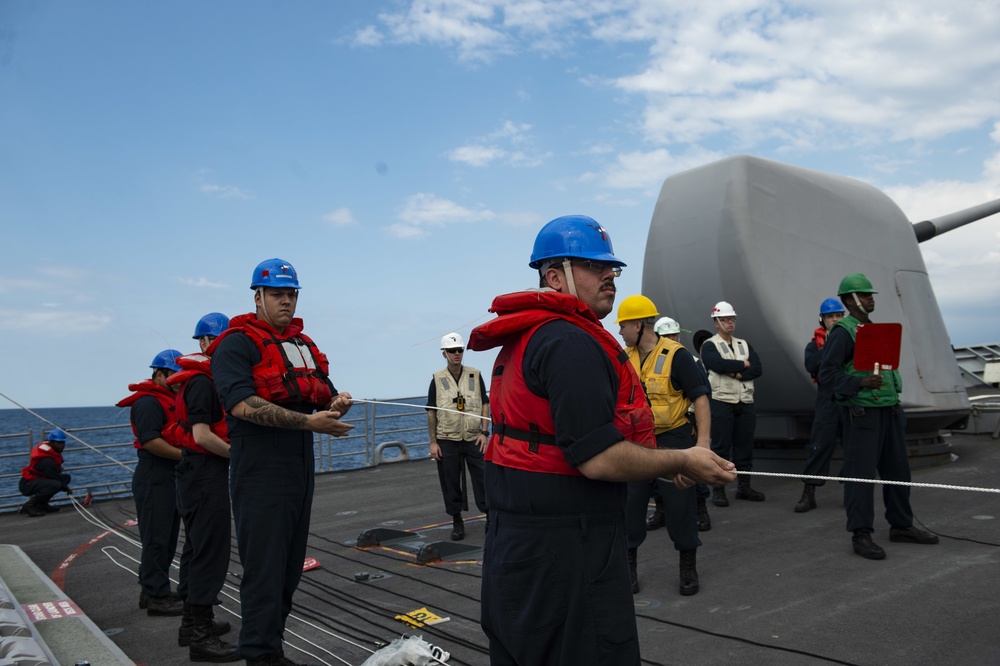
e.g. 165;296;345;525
615;295;659;324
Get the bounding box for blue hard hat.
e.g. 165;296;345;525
150;349;183;372
192;312;230;339
250;258;301;290
529;215;626;269
819;297;846;316
48;429;67;442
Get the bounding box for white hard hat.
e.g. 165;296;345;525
711;301;737;318
440;332;465;349
654;316;681;336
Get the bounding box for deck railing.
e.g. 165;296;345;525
0;398;430;513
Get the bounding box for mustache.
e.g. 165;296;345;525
601;280;617;291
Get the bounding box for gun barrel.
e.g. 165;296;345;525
913;198;1000;242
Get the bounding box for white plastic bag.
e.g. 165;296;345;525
360;634;450;666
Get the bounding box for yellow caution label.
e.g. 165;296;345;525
394;606;448;628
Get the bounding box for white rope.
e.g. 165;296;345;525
734;469;1000;494
657;470;999;493
0;389;136;473
353;398;492;422
357;399;1000;495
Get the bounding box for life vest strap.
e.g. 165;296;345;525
495;422;556;452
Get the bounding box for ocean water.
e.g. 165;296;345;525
0;400;432;509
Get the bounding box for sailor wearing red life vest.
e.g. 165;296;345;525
209;258;353;666
116;348;186;617
19;428;72;516
165;313;238;662
468;215;736;666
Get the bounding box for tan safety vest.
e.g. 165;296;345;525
705;334;755;404
433;367;485;441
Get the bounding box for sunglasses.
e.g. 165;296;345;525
445;348;464;354
573;259;622;277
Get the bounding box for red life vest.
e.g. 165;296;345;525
469;290;656;476
165;353;229;454
810;327;826;385
207;313;333;409
116;380;182;450
21;443;64;481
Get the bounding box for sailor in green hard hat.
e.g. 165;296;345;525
819;273;938;560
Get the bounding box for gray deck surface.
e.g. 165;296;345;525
2;431;998;666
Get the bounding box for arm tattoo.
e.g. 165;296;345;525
242;395;309;429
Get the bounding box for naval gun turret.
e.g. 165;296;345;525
642;155;999;466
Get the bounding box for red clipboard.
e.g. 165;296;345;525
854;323;902;371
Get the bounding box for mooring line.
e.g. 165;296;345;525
0;389;135;473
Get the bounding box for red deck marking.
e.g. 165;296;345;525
50;522;132;590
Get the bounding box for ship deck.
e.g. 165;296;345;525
2;430;999;666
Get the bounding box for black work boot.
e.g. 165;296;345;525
852;530;886;560
696;497;711;531
19;498;48;517
645;509;665;531
735;474;765;501
147;594;184;616
679;549;699;596
627;548;639;594
794;484;817;513
178;604;231;646
450;513;465;541
711;485;729;507
188;604;239;662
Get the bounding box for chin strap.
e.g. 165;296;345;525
561;258;577;297
257;287;277;329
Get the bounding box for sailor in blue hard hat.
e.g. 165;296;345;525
468;215;736;666
209;257;354;663
115;349;186;616
19;428;73;517
192;312;230;353
794;297;848;514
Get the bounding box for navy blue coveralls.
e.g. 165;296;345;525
481;321;639;666
211;331;337;661
625;346;709;553
175;373;232;608
701;339;762;471
801;334;842;485
130;396;185;599
819;326;913;534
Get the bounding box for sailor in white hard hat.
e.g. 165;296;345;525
426;333;490;541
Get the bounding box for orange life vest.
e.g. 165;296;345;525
21;443;64;481
469;290;655;476
116;380;182;450
166;353;229;454
208;313;333;409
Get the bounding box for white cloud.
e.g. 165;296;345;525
449;144;507;167
448;120;549;168
177;276;230;289
0;309;112;335
351;25;383;47
389;192;496;238
199;183;253;200
323;208;358;227
599;146;726;191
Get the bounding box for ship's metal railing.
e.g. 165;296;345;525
0;397;431;513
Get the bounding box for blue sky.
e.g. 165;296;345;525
2;1;998;409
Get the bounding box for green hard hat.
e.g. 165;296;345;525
837;273;878;295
